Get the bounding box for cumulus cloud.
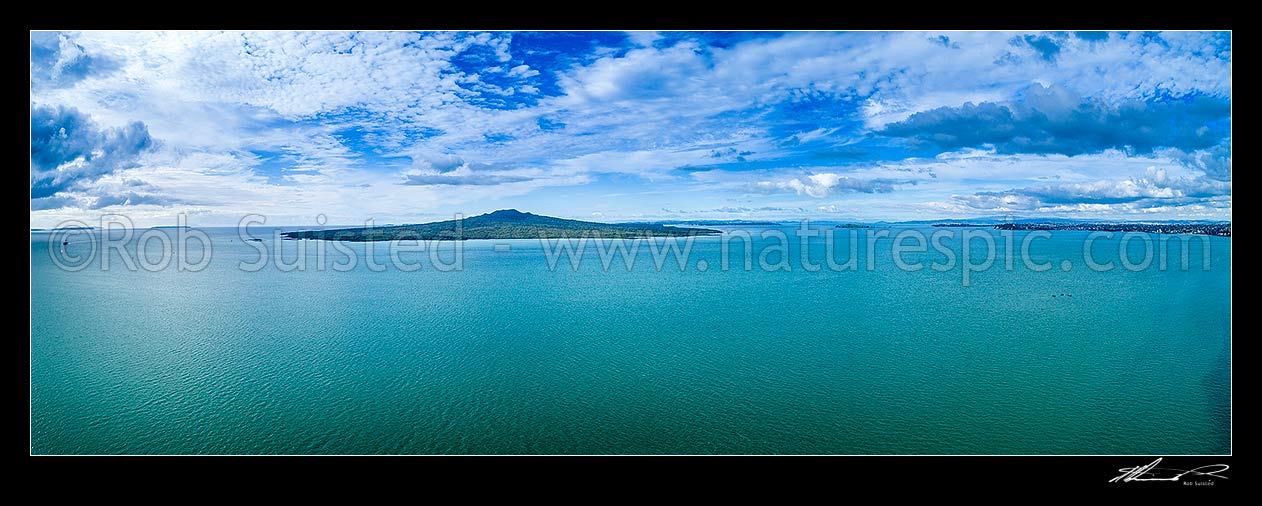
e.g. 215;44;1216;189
30;104;155;201
1178;143;1231;182
412;153;466;173
91;192;181;209
560;42;710;103
954;192;1042;211
880;84;1230;156
957;166;1231;211
30;31;118;87
757;173;900;197
507;64;540;78
402;173;531;186
30;195;79;211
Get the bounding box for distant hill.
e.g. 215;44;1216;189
282;209;721;241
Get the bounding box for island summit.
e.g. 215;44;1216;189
281;209;722;241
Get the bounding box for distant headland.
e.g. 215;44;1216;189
282;209;722;241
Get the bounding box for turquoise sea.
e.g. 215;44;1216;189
30;226;1231;454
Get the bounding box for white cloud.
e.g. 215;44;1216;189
30;30;1231;226
507;64;539;78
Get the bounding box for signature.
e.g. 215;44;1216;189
1110;458;1229;483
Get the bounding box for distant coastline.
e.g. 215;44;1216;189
931;222;1231;237
30;226;95;232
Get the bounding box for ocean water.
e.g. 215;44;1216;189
30;226;1231;454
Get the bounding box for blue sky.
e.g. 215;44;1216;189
30;31;1231;226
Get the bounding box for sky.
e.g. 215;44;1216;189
30;31;1231;227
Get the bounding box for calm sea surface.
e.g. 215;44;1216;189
31;226;1231;454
